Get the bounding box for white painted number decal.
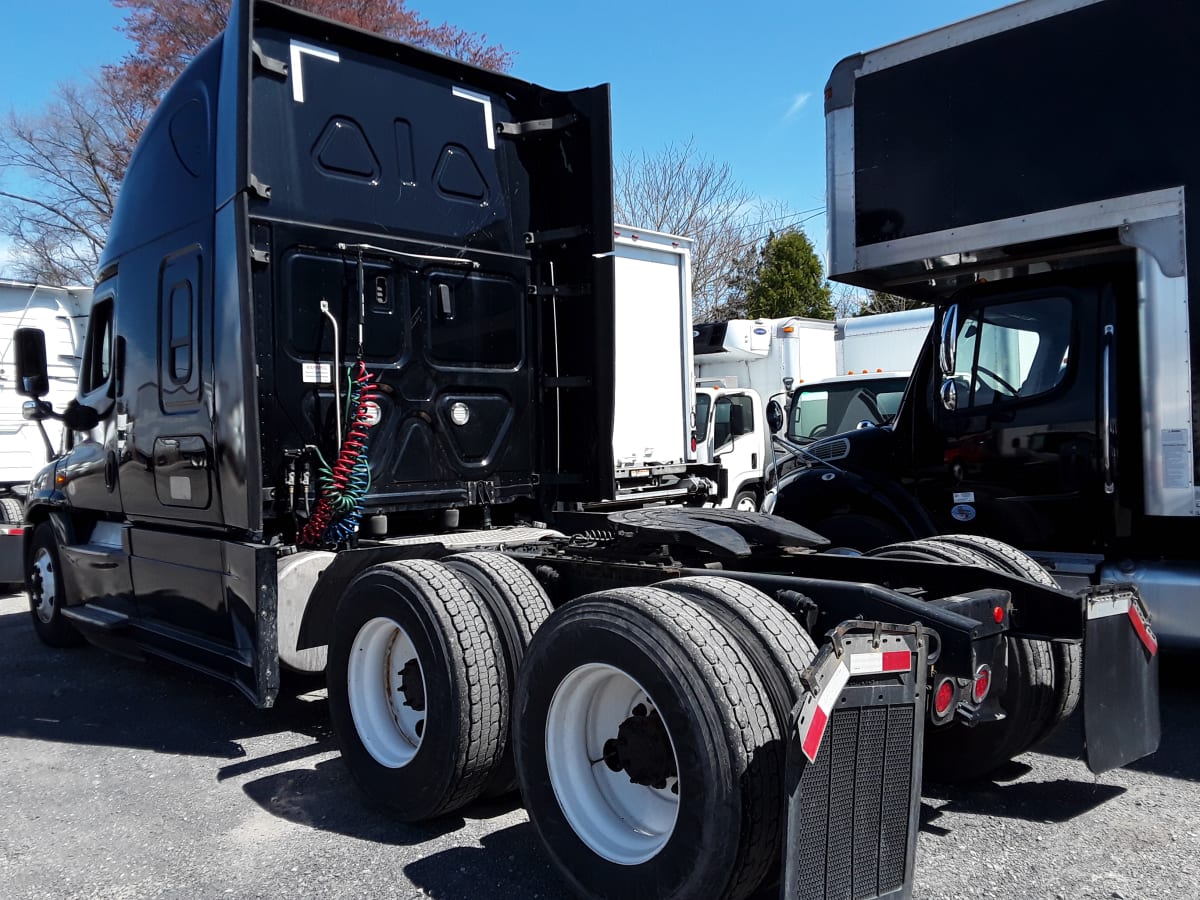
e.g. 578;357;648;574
290;40;341;103
452;87;496;151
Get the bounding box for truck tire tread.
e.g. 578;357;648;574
443;551;554;796
654;575;817;728
934;534;1082;741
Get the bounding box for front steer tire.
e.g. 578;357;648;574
326;559;507;821
26;522;84;648
515;587;781;900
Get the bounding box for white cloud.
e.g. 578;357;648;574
785;92;812;120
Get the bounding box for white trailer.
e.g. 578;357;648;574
834;307;934;376
609;226;715;504
0;280;90;579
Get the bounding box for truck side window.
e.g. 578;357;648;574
694;393;711;441
955;296;1071;408
80;299;114;395
714;394;754;447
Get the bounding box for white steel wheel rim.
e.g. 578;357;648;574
347;616;427;768
735;495;757;512
545;663;680;865
32;546;56;624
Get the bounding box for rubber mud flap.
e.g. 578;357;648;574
1082;586;1160;774
783;624;926;900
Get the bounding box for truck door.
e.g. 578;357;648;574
58;286;123;517
910;275;1116;551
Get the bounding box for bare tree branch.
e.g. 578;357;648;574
614;138;800;322
0;74;140;285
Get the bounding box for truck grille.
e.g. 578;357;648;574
807;437;850;462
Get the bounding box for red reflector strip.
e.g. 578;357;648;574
799;661;851;763
849;649;911;675
0;527;24;537
1128;602;1158;657
802;706;828;761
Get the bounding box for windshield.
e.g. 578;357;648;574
788;376;909;443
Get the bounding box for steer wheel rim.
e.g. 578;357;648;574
735;495;756;512
31;547;56;624
347;616;427;768
545;663;681;865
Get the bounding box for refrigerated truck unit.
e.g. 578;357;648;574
769;0;1200;646
8;2;1160;897
694;315;836;398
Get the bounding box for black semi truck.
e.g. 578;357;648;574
11;2;1158;898
767;0;1200;650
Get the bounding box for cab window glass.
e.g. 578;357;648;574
81;299;114;394
955;297;1071;408
789;390;829;441
694;393;712;441
714;395;754;447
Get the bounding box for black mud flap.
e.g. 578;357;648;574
1082;585;1160;774
782;623;928;900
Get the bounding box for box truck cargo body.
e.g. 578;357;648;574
768;0;1200;646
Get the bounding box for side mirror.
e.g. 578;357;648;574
729;402;747;437
939;304;959;377
939;377;959;412
63;400;101;432
766;399;785;434
14;327;49;398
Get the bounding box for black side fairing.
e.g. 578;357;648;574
246;1;614;517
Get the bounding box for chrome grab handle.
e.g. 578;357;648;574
1102;324;1114;494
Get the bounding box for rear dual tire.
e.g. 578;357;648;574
867;536;1077;781
515;585;790;900
326;559;507;821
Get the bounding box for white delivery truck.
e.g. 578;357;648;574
835;306;933;376
0;280;89;580
691;317;836;509
608;226;717;504
693;384;771;510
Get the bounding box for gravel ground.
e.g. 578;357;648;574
0;591;1195;900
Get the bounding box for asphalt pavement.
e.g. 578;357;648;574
0;591;1196;900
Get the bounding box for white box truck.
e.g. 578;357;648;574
608;226;717;504
835;306;933;376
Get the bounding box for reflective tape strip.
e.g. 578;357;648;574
849;649;912;674
1087;592;1133;620
1128;602;1158;657
800;661;851;763
0;527;23;537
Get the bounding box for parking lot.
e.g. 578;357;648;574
1;590;1196;900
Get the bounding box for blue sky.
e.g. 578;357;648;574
1;0;1001;269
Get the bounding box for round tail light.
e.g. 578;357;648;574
972;665;992;704
933;677;956;719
